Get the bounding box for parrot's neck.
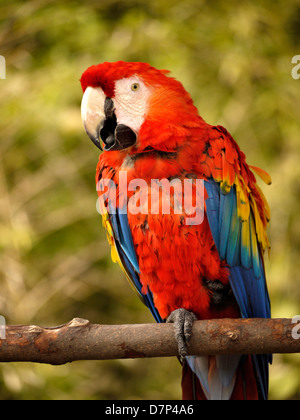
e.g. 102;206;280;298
97;120;212;184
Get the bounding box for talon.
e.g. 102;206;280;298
167;308;197;357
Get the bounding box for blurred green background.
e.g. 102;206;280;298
0;0;300;400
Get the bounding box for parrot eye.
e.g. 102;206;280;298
131;82;140;92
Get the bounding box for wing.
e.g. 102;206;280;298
203;126;272;399
102;210;163;323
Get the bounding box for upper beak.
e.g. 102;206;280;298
81;87;106;150
81;86;137;152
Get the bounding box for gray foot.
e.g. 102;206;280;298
167;308;197;357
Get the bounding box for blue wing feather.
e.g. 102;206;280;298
241;217;252;268
219;189;234;259
110;209;140;273
204;178;271;399
109;209;163;323
204;182;220;250
226;191;240;265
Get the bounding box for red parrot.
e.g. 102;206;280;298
80;61;271;400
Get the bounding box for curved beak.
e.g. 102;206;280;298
81;87;106;150
81;86;137;152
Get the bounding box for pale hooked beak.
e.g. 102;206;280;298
81;87;106;150
81;86;137;151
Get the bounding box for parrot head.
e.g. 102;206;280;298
80;61;203;153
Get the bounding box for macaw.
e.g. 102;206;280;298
80;61;272;400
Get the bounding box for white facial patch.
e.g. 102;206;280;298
113;76;152;133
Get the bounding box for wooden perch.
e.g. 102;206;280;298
0;318;299;365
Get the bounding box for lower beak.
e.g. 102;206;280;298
81;86;136;151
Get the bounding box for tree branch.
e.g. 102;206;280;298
0;318;299;365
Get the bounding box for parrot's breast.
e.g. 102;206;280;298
98;151;240;320
123;156;239;320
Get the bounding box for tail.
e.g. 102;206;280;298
182;355;262;400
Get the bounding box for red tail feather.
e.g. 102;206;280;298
182;356;259;400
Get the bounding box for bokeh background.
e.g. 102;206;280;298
0;0;300;400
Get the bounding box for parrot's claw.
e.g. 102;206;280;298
166;308;197;358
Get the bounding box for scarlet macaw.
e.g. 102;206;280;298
80;61;271;400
